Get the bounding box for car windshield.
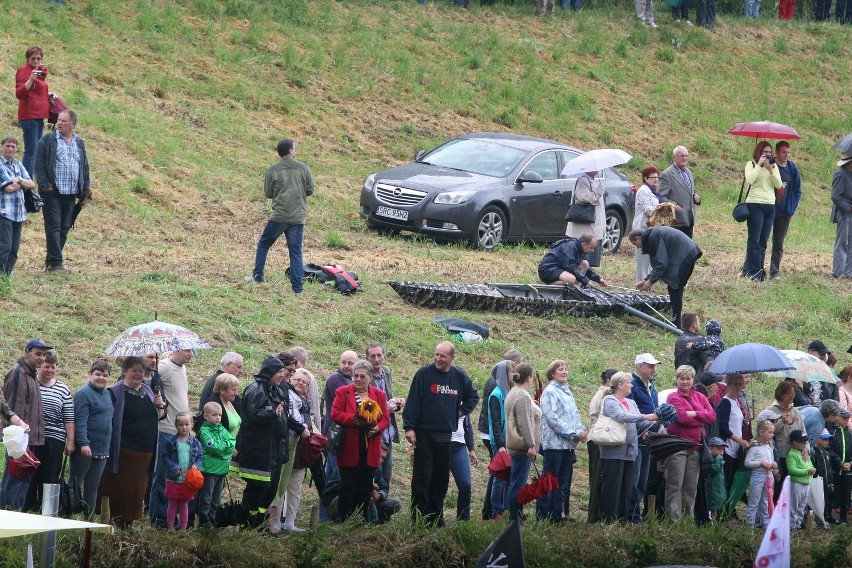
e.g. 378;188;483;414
419;138;528;178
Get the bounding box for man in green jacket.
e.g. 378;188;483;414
250;138;315;292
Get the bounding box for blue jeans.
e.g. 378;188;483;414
490;447;507;516
19;119;43;177
148;432;172;527
506;453;532;521
559;0;580;10
318;452;338;522
744;0;760;17
630;444;651;522
252;220;304;292
449;442;472;521
537;449;575;521
0;216;23;274
0;454;32;510
672;0;690;18
41;191;78;268
744;203;775;279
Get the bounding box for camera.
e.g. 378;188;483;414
767;157;776;165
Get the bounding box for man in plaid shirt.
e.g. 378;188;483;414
34;109;90;272
0;136;33;275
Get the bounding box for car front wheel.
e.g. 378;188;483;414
602;209;624;253
471;206;506;251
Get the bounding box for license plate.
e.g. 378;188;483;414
376;206;408;221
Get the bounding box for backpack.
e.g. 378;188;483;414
289;263;362;295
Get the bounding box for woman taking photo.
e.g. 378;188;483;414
742;141;783;281
504;363;542;522
632;166;663;282
565;169;606;267
665;365;715;522
331;359;389;522
99;357;166;528
14;46;50;176
537;359;586;522
599;372;659;523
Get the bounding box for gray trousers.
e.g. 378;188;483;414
746;469;771;528
636;0;654;22
664;449;700;522
833;213;852;277
789;480;809;529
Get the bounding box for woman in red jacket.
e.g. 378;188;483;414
15;46;50;176
331;359;389;521
665;364;716;522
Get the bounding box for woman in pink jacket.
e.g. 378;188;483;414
15;46;50;176
665;365;716;522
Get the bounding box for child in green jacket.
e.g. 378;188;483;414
196;401;236;527
706;437;727;520
787;430;815;530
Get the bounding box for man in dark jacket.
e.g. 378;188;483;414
674;313;711;374
630;226;703;329
402;341;478;526
0;338;50;510
237;355;306;528
33;109;90;272
538;233;609;287
769;141;802;279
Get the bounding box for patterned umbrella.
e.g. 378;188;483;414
104;320;211;357
768;349;838;384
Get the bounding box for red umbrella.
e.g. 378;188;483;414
516;461;560;505
728;121;801;140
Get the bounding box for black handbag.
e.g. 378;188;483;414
326;422;346;456
564;202;596;223
214;479;249;527
699;436;713;468
58;455;84;517
732;165;752;223
24;188;43;214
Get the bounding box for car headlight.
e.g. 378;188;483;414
363;174;376;193
433;190;476;205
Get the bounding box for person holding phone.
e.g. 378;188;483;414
15;46;50;176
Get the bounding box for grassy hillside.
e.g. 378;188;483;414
1;1;851;565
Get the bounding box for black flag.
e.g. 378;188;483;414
475;519;525;568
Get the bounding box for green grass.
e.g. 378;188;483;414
0;0;850;565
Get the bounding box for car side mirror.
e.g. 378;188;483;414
516;171;544;185
414;150;426;161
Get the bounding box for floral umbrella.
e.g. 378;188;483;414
767;349;838;384
104;320;211;357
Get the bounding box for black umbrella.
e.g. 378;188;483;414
648;433;697;461
832;132;852;154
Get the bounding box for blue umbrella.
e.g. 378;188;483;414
708;343;794;375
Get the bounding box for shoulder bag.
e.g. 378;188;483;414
732;163;752;223
24;188;43;214
564;178;597;223
59;454;84;517
326;422;346;456
588;413;627;446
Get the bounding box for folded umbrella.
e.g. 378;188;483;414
648;433;696;461
516;461;559;505
709;343;794;375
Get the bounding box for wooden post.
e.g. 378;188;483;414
82;530;93;568
99;496;110;524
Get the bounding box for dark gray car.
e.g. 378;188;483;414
359;132;635;251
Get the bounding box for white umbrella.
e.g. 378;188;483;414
560;148;632;177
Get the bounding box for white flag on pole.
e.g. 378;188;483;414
754;476;791;568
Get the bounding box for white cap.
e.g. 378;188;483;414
635;353;661;366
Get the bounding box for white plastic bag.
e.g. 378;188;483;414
2;425;28;459
807;476;827;528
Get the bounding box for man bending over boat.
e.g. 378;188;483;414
538;233;610;288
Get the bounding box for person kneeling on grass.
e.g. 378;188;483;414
537;233;609;288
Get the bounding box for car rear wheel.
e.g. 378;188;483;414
471;206;506;251
602;208;625;253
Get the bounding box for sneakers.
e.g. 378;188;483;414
686;19;694;26
649;21;658;28
244;275;263;284
282;525;305;533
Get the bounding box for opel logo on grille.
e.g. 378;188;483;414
392;187;403;197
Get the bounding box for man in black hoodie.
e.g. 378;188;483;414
403;341;478;525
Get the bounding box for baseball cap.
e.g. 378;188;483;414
25;338;54;351
820;428;833;439
808;340;827;356
789;430;809;444
707;437;726;447
840;409;852;419
696;372;720;386
635;353;661;366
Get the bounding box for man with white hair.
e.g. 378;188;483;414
198;351;244;412
658;146;701;239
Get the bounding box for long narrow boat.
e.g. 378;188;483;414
386;280;671;319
